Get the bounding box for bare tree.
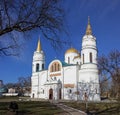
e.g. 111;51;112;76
98;50;120;99
17;76;31;95
5;83;15;88
17;76;31;88
0;0;67;56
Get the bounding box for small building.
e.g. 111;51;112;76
8;88;16;93
3;87;18;96
0;86;8;96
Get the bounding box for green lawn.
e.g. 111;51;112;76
0;97;65;115
62;101;120;115
0;97;120;115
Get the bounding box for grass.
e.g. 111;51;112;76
62;101;120;115
0;96;120;115
0;97;65;115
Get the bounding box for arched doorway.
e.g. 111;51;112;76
59;88;61;99
49;88;53;100
32;93;34;98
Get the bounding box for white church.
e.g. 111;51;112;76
31;18;101;101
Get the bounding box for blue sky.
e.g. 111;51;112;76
0;0;120;84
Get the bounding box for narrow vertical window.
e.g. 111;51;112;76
68;57;70;64
51;65;54;72
95;88;97;94
53;64;55;72
90;52;92;63
83;54;84;64
55;63;56;71
69;89;72;94
42;64;44;70
58;64;60;71
56;63;58;71
36;63;39;72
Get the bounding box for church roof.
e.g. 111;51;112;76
0;86;7;93
61;61;73;67
86;16;92;35
65;47;78;54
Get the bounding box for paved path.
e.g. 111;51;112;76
55;103;87;115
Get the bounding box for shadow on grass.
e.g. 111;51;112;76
6;110;28;115
87;106;120;115
61;101;120;115
0;101;64;115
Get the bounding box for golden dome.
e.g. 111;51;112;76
65;48;78;54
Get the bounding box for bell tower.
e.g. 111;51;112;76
32;38;45;73
81;17;97;67
79;17;100;101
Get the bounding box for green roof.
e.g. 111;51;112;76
61;61;74;67
0;86;8;93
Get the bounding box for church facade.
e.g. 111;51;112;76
31;18;101;101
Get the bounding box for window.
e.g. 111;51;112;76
54;77;56;80
69;89;72;94
83;54;84;64
95;88;97;94
58;64;60;71
42;64;44;70
50;65;53;72
68;57;70;64
50;65;54;72
90;52;92;63
36;63;39;72
50;62;61;72
55;63;56;71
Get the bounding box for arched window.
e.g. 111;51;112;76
83;54;84;64
69;89;72;94
42;64;44;70
58;64;60;71
54;77;56;80
55;63;56;71
90;52;92;63
59;88;61;99
50;65;54;72
50;62;61;72
95;88;97;94
68;57;70;64
36;63;39;72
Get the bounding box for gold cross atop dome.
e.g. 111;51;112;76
86;16;92;35
36;38;42;52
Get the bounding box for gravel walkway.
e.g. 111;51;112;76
55;103;87;115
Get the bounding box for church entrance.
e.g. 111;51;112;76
32;93;34;98
49;88;53;100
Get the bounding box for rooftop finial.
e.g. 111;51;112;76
86;16;92;35
36;36;42;52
